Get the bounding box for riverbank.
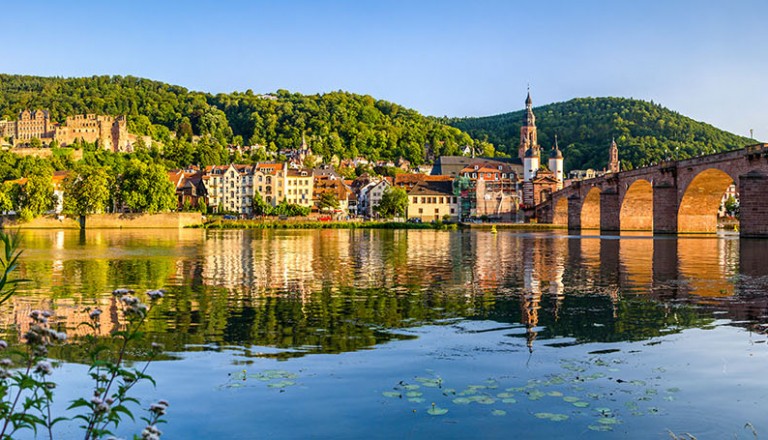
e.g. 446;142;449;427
194;219;459;230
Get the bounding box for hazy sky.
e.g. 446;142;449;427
3;0;766;139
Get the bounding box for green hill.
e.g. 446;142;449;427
447;97;755;171
0;74;486;166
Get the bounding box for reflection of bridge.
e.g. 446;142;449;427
534;144;768;236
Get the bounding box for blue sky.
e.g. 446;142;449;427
3;0;766;139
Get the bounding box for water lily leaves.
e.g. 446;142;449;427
572;401;589;408
588;424;613;432
547;391;563;397
563;396;580;403
452;397;472;405
402;384;420;391
534;412;569;422
496;392;513;398
409;397;425;403
491;409;507;416
597;417;620;425
427;406;448;416
474;396;496;405
666;387;681;393
501;398;517;404
406;391;423;398
527;390;545;400
267;380;295;388
415;377;442;388
383;391;402;398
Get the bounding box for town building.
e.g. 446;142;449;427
519;91;565;209
358;179;390;217
407;179;460;222
285;168;314;208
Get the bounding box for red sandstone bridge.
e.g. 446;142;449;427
534;143;768;237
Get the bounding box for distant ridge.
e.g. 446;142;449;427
447;97;755;171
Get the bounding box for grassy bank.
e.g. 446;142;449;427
194;220;460;230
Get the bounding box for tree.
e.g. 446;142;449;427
251;191;272;216
376;187;408;218
118;160;177;213
18;172;54;217
63;165;111;215
317;192;340;212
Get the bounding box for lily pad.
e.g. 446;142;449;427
402;384;420;391
491;409;507;416
452;397;472;405
588;424;613;432
268;380;295;388
563;396;580;403
427;406;448;416
501;398;517;404
408;397;425;403
496;392;513;398
597;417;620;425
527;390;545;400
534;412;569;422
572;401;589;408
383;391;402;398
547;391;563;397
406;391;423;398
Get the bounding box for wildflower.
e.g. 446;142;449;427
149;403;167;416
157;399;169;407
120;295;139;306
0;358;11;367
34;360;53;376
141;424;162;440
0;339;7;350
146;289;165;300
151;342;163;350
89;308;103;320
112;288;135;296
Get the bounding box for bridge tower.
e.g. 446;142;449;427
548;135;564;190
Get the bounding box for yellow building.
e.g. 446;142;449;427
407;180;459;222
285;168;314;207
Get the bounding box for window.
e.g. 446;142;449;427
418;208;423;214
413;197;418;203
450;208;455;214
421;197;426;203
439;197;444;204
434;209;439;214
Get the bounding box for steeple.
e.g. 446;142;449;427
549;135;563;159
608;137;620;173
518;88;538;161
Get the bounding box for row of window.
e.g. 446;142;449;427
412;196;458;204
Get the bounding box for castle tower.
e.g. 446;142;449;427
608;138;620;173
548;135;564;186
518;89;539;161
523;145;539;182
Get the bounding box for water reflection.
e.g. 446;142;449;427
3;229;768;357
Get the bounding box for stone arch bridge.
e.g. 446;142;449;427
534;143;768;237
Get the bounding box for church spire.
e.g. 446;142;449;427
519;88;538;161
608;137;620;173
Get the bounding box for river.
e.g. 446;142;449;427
2;229;768;438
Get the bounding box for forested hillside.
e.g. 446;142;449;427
0;74;488;165
448;97;754;171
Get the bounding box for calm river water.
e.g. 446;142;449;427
3;229;768;438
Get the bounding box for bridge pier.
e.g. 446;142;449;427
739;171;768;237
567;195;582;231
599;191;620;233
652;183;678;234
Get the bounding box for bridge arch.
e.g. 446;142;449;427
620;179;653;231
552;196;568;225
678;168;734;233
581;187;601;229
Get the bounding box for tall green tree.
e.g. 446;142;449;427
63;165;111;215
375;187;408;218
317;192;340;211
18;172;54;217
117;160;177;213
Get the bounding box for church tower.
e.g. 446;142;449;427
608;138;620;173
548;135;564;188
518;89;539;161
